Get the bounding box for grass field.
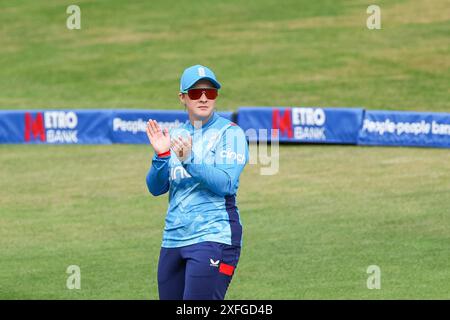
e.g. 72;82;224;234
0;0;449;111
0;0;449;299
1;145;449;299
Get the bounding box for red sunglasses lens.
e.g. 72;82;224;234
187;88;218;100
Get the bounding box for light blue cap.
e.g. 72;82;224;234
180;65;221;93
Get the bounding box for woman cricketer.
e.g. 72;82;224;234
145;65;249;300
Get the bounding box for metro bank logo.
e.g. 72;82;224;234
25;112;46;142
272;109;293;138
24;111;78;143
272;107;326;140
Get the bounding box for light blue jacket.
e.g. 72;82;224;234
146;112;248;248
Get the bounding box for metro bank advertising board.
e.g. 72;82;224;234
237;107;364;144
0;110;111;144
0;110;233;144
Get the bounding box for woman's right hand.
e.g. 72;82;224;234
146;119;171;155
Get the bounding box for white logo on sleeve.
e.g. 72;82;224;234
170;166;192;180
198;67;206;77
209;259;220;267
220;149;246;164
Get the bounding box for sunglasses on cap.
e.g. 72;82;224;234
186;88;218;100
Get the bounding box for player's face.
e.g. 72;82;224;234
179;79;217;121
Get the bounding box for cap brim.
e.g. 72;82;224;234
181;77;221;93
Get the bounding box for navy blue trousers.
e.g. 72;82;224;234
157;241;241;300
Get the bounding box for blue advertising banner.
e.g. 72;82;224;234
0;110;112;144
237;106;364;144
111;110;233;144
2;108;449;148
358;110;450;148
0;110;234;144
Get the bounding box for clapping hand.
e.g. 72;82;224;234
171;135;192;162
146;119;170;155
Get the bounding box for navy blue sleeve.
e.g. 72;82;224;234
182;126;248;196
146;152;170;196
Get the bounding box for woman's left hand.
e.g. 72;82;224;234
171;135;192;162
